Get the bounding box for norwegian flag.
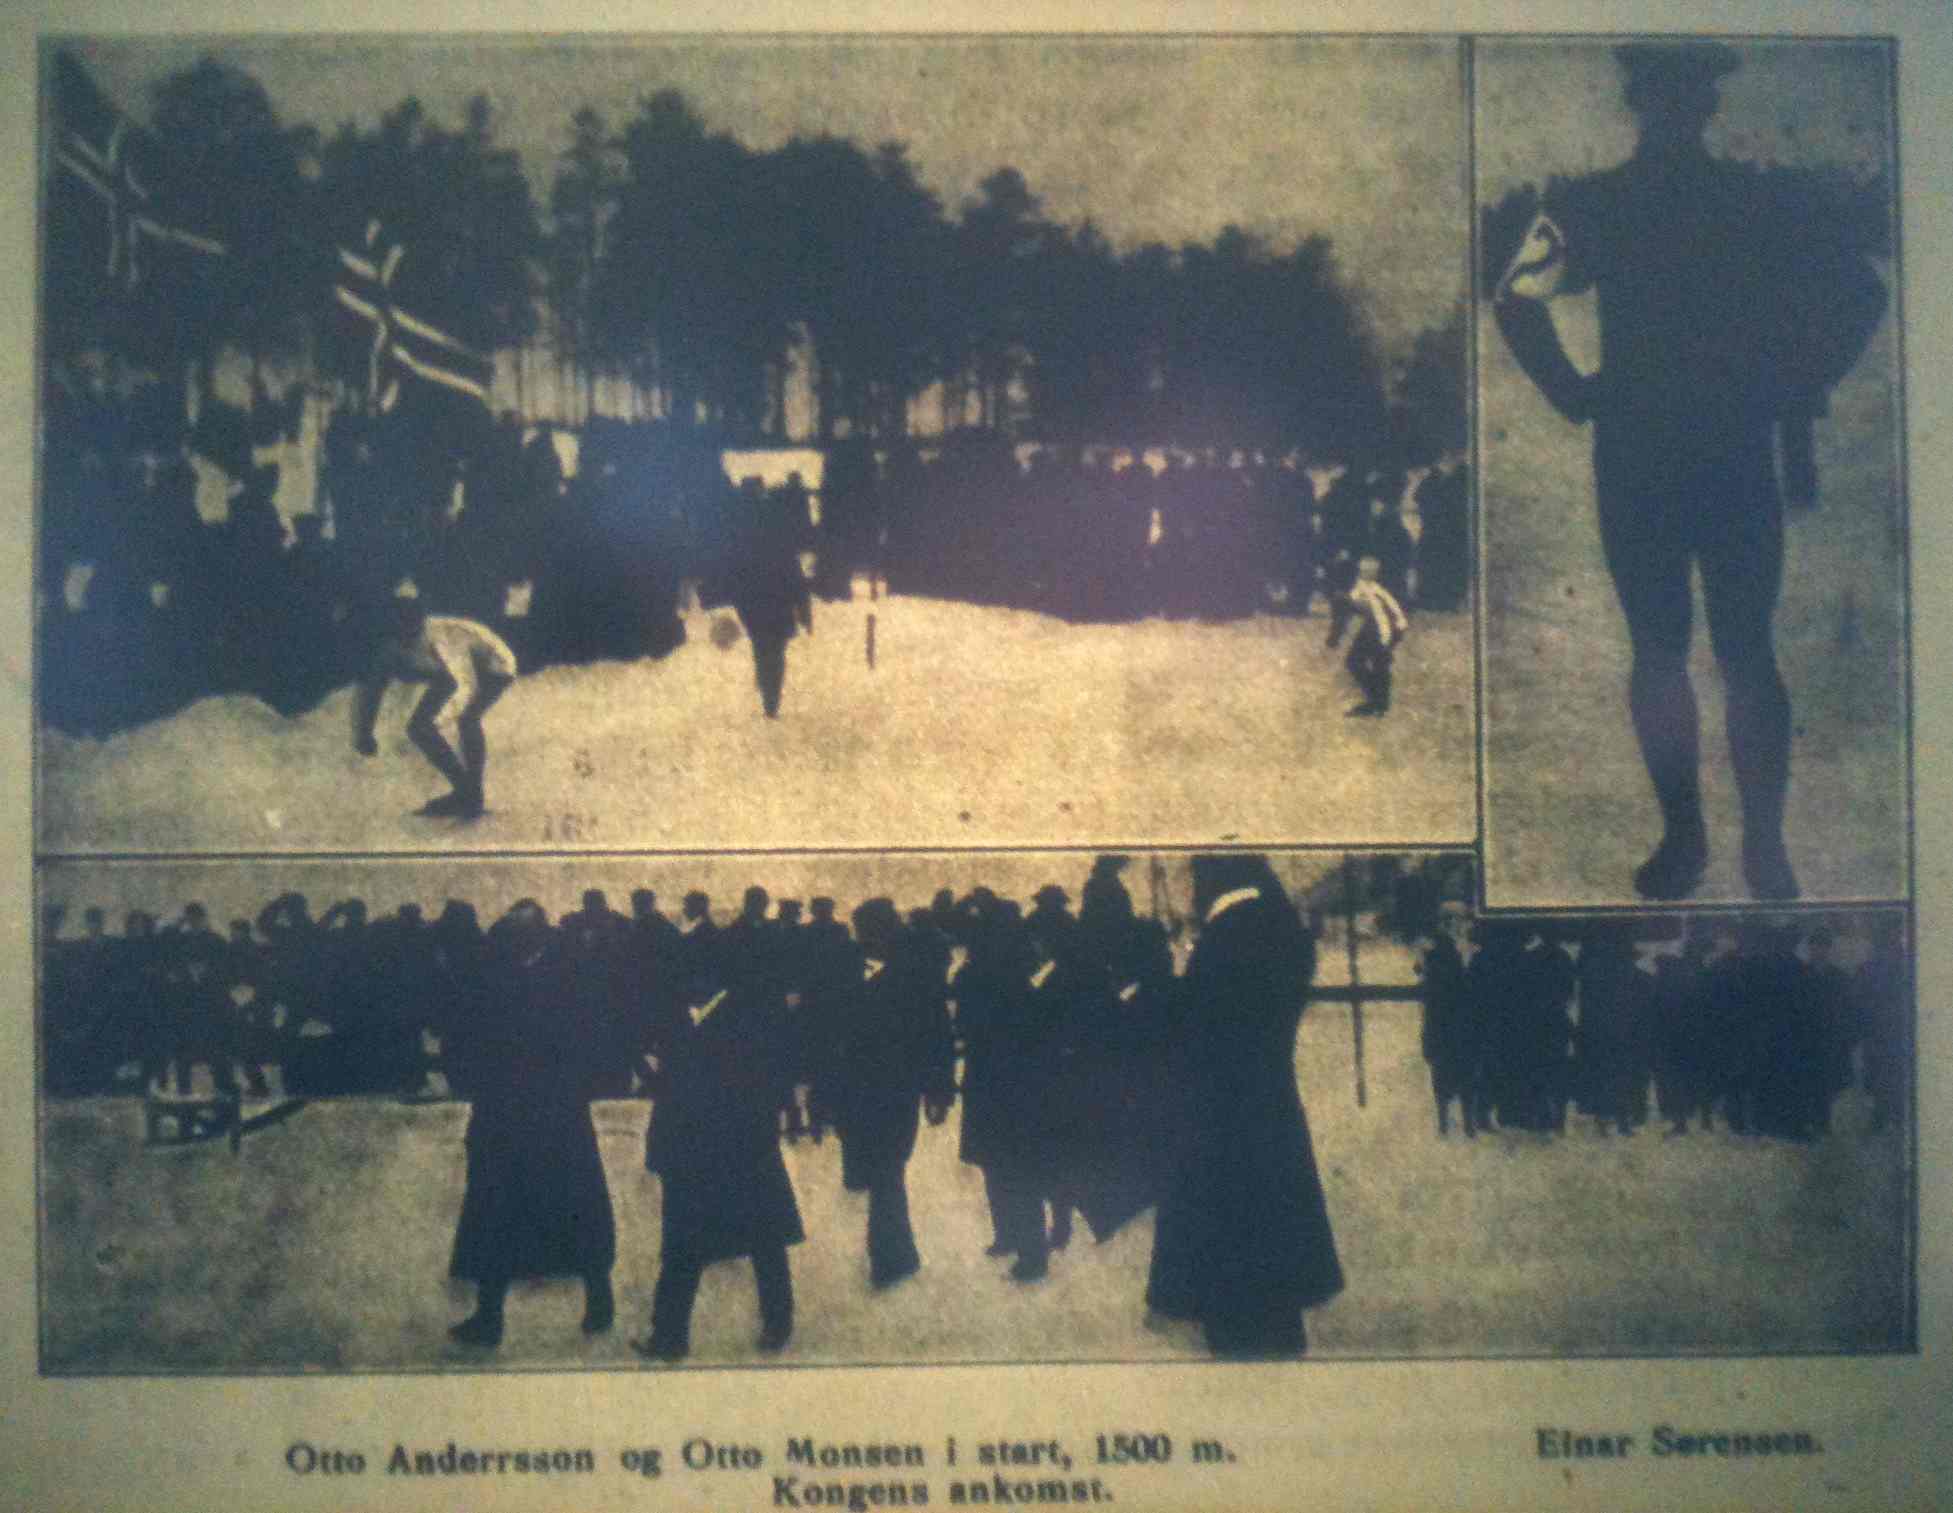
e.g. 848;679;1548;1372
48;51;226;292
332;220;493;409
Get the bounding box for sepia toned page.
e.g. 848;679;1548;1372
2;3;1949;1512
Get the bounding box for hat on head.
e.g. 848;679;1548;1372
1615;42;1740;111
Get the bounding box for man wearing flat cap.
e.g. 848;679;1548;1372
1493;43;1888;902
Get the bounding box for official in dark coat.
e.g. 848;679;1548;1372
952;897;1051;1267
1146;855;1344;1357
1418;925;1478;1136
445;901;617;1348
820;899;955;1290
1573;927;1656;1136
724;477;814;719
635;961;805;1361
1043;861;1176;1259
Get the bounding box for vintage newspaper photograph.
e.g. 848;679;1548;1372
4;7;1950;1513
34;850;1911;1373
33;34;1473;856
1476;36;1907;909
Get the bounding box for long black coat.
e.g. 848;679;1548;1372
1419;933;1475;1071
1040;947;1170;1244
644;985;804;1265
953;941;1052;1173
823;943;955;1191
1146;893;1344;1322
447;939;617;1283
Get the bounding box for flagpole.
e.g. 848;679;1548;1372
1345;854;1367;1109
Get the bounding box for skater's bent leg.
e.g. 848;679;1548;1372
406;678;470;793
455;672;512;812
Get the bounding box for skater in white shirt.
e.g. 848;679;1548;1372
354;596;517;817
1342;554;1409;718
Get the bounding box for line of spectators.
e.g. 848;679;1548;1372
1416;916;1910;1141
38;372;1468;737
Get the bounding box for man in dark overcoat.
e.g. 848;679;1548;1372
445;900;616;1348
158;902;238;1099
951;896;1052;1271
1801;925;1857;1135
1737;922;1824;1140
819;898;955;1290
1418;922;1478;1136
722;478;813;719
1519;926;1578;1133
635;959;805;1360
561;888;638;1099
1653;930;1715;1134
1146;855;1344;1357
627;888;686;1075
1572;925;1656;1136
1465;921;1529;1131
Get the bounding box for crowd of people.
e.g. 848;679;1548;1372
41;854;1345;1360
1416;916;1910;1142
37;366;1468;737
844;435;1469;624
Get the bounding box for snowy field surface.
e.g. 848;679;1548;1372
39;594;1474;855
40;1004;1908;1373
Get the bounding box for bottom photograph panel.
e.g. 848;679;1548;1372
36;851;1911;1372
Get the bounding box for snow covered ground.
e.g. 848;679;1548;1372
40;1001;1909;1373
38;594;1474;855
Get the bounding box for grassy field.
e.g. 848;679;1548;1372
40;1002;1910;1374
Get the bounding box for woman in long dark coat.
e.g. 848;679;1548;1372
635;959;805;1361
1146;855;1344;1358
446;900;617;1349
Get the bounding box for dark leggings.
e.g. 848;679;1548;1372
1593;424;1789;844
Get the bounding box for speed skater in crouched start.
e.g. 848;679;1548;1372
354;594;517;819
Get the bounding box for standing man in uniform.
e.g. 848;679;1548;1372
353;594;518;818
1492;44;1886;900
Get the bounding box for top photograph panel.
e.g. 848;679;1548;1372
34;35;1473;856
